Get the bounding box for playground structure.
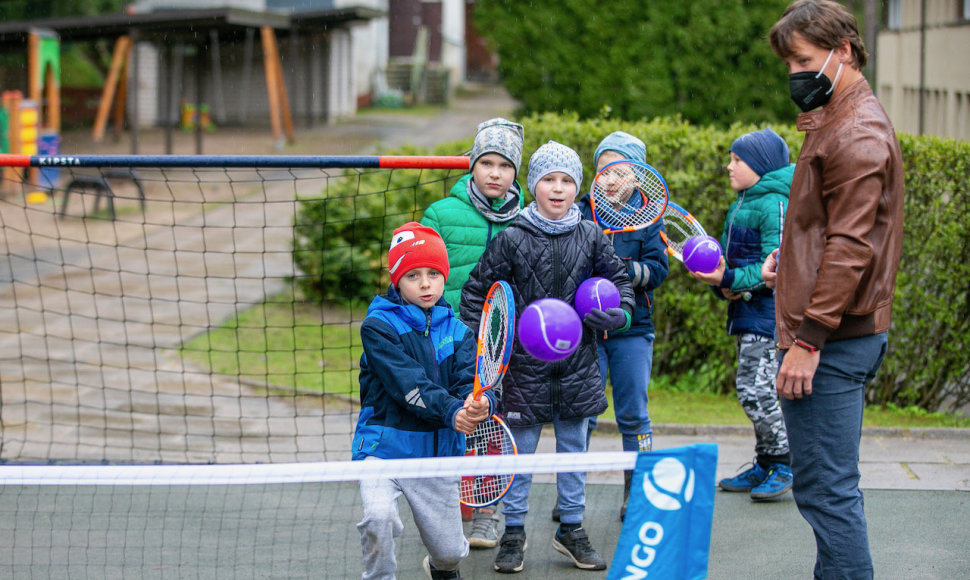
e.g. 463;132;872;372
1;29;60;195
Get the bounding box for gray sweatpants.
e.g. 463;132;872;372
736;333;789;461
357;458;469;580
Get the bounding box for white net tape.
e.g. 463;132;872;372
0;451;637;486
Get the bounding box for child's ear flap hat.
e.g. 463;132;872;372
469;117;525;176
387;222;450;285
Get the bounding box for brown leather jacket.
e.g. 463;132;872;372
775;77;904;350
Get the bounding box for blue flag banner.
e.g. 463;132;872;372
607;443;718;580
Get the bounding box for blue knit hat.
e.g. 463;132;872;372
593;131;646;165
730;128;790;177
527;141;584;195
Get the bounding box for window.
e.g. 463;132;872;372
887;0;902;30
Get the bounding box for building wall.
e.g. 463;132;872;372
133;29;356;128
877;0;970;140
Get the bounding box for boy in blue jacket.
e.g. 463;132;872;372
691;127;794;501
353;222;494;580
578;131;670;521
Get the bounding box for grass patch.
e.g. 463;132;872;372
180;291;364;397
599;384;970;429
181;295;969;429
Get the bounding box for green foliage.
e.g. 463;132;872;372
870;135;970;412
474;0;794;126
291;145;465;308
0;0;125;19
290;113;970;413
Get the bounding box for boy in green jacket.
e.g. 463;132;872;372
420;117;525;548
691;127;794;501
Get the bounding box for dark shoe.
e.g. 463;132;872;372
551;504;561;522
620;470;633;522
468;507;499;548
493;529;527;574
750;463;793;500
423;555;462;579
552;527;606;570
718;462;768;492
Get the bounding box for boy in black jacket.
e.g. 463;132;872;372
460;141;634;574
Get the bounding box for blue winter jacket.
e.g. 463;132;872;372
352;285;495;460
577;195;669;338
716;165;793;337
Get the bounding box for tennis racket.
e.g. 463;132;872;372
460;280;517;508
662;201;752;301
659;200;709;263
590;160;669;234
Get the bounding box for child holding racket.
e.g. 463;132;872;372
353;222;495;580
689;127;794;500
460;141;635;574
576;131;670;521
420;117;525;549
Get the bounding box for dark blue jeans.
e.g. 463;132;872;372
779;332;887;580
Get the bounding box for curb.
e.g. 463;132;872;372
591;421;970;440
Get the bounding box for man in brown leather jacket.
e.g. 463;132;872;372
762;1;904;579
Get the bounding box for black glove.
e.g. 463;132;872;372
583;307;629;332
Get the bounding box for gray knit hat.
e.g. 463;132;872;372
527;141;584;195
469;117;525;176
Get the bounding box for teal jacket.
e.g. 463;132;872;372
420;173;524;313
716;164;793;337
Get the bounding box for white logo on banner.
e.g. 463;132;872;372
642;457;695;511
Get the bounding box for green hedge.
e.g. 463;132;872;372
292;114;970;413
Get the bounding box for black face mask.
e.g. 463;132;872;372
789;71;834;112
788;49;842;113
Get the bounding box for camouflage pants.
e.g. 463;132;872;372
736;333;789;458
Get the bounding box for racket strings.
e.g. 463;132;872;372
460;417;516;506
661;204;706;259
478;286;511;392
591;162;667;230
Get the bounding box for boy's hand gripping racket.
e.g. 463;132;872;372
460;280;517;508
590;160;669;235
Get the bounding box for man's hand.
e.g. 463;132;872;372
762;249;779;289
776;345;820;400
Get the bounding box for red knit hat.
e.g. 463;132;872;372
387;222;450;285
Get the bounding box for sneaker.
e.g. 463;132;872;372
718;462;768;492
493;529;527;574
551;504;560;522
468;507;499;549
552;528;607;571
423;555;462;579
750;464;793;500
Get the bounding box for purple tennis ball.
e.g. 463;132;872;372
683;235;722;273
518;298;583;362
574;277;621;319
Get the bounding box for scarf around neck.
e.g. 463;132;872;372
521;201;582;235
468;180;522;224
